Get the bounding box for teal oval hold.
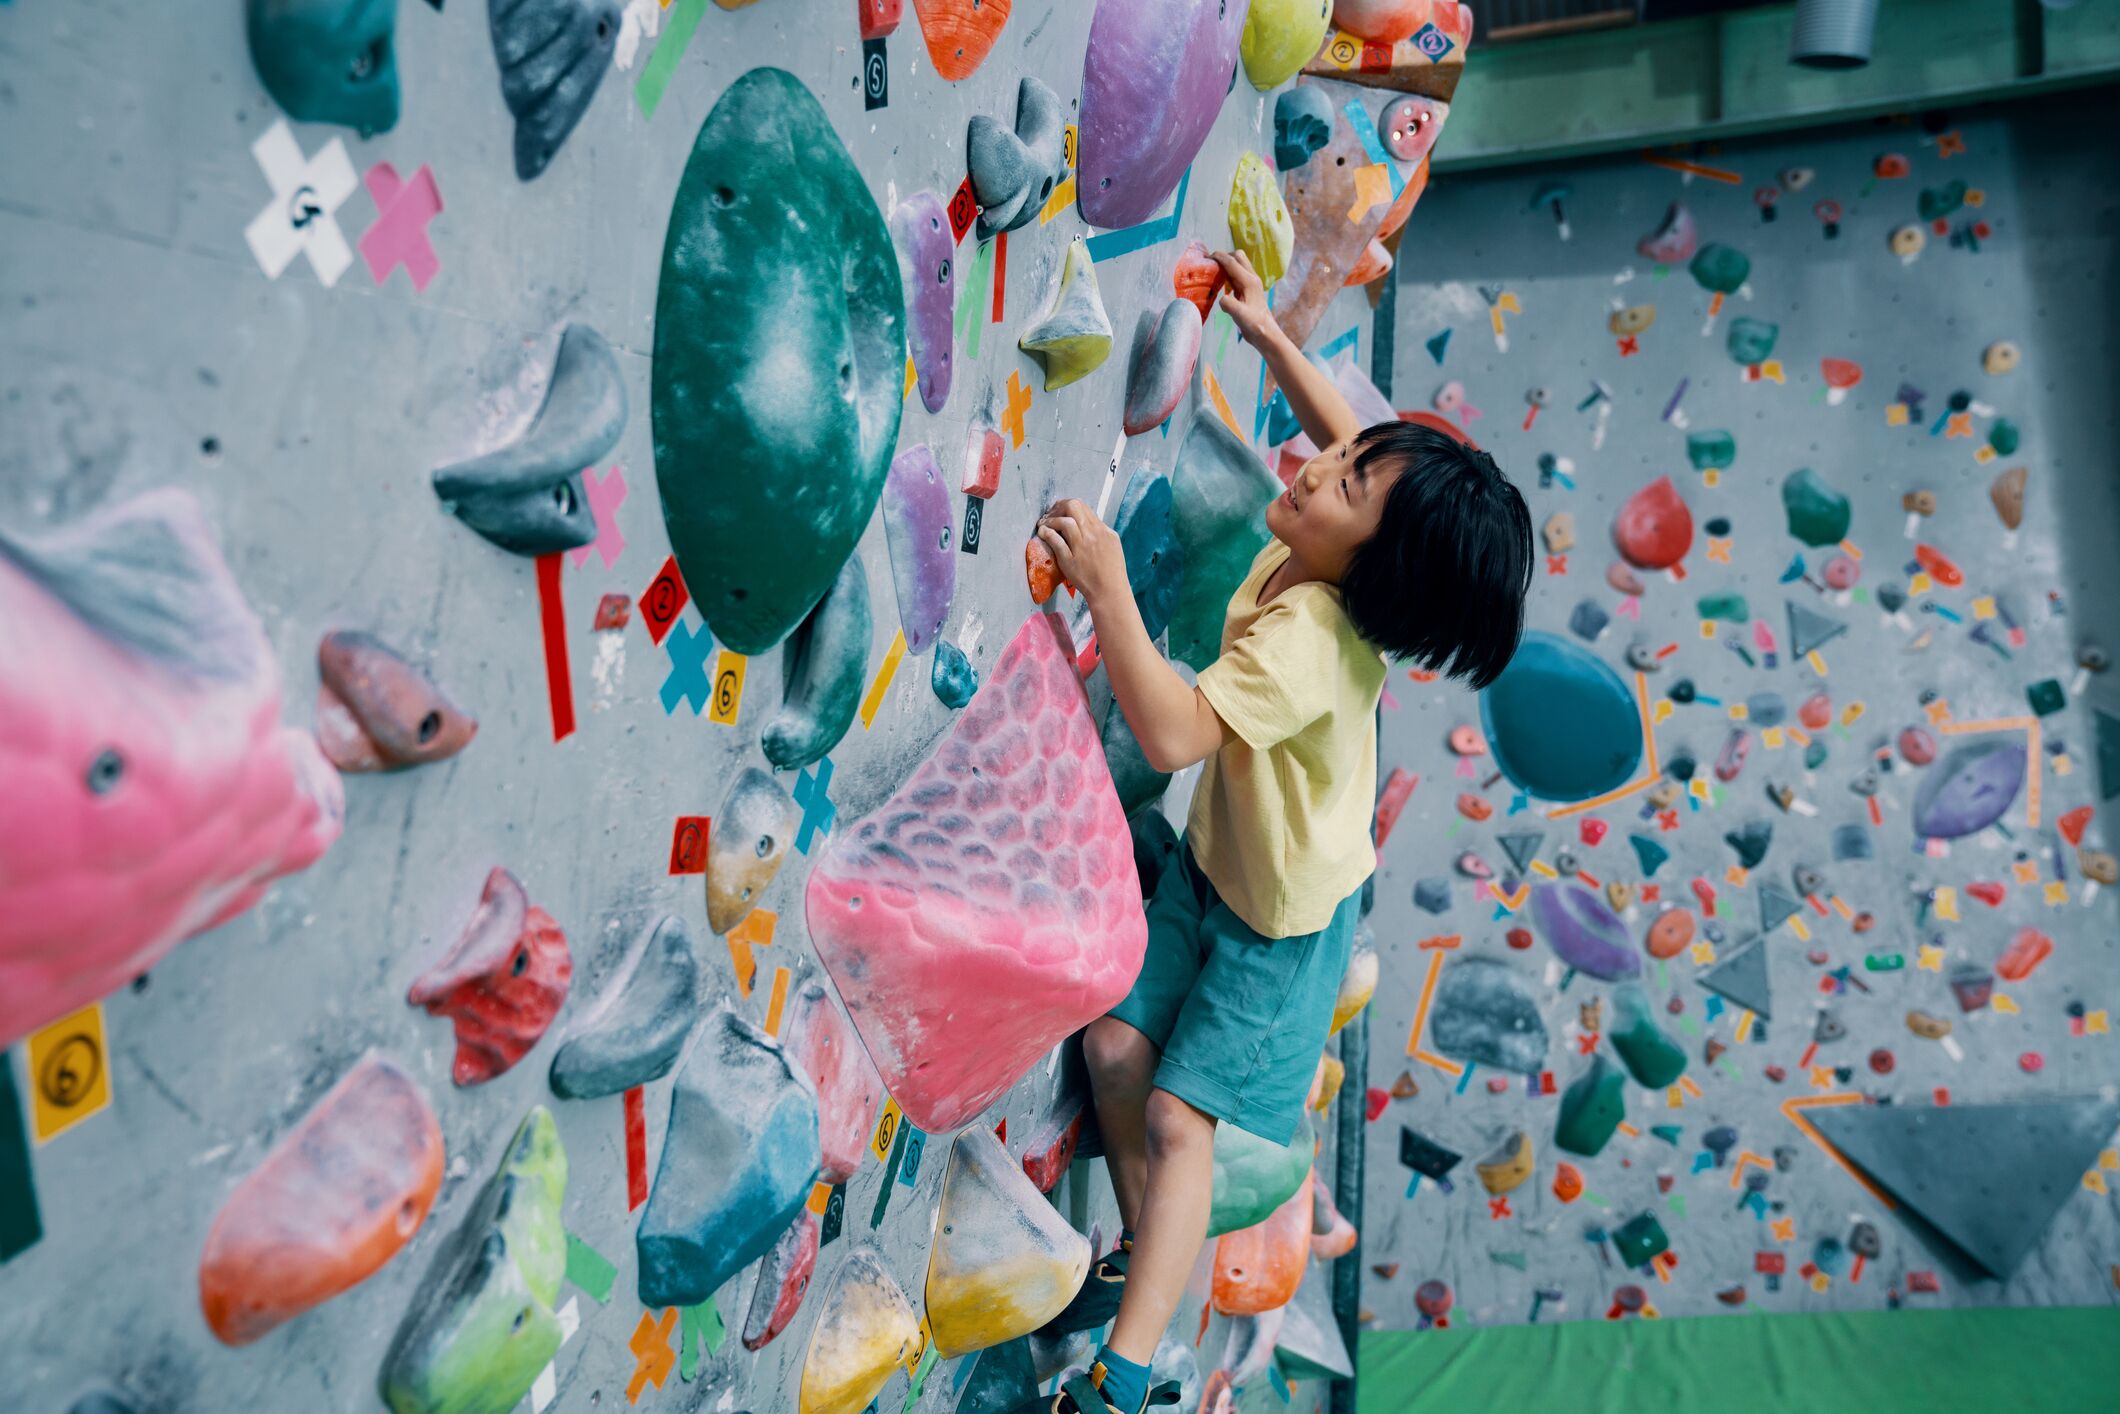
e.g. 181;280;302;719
1481;631;1642;802
652;68;905;655
247;0;401;134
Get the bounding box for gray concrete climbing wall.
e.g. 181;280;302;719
0;2;1391;1411
1359;92;2120;1335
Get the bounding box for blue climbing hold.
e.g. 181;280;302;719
931;641;978;710
1630;833;1669;876
1481;632;1642;803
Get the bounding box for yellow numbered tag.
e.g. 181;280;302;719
709;651;747;725
871;1097;903;1165
27;1002;112;1144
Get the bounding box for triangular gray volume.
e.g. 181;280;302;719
1698;939;1772;1019
1810;1097;2120;1279
1497;830;1544;874
1757;882;1803;933
1785;599;1848;660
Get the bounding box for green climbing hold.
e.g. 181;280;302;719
1208;1112;1313;1238
1688;243;1750;295
378;1108;567;1414
1697;592;1750;623
1608;983;1687;1089
1555;1054;1626;1158
1167;405;1280;672
1629;834;1669;877
1917;180;1967;223
652;68;905;655
1726;317;1778;366
1988;418;2020;455
1102;702;1171;819
1686;430;1735;472
1648;1124;1683;1146
1782;468;1851;547
1612;1211;1670;1268
247;0;401;134
1804;739;1829;770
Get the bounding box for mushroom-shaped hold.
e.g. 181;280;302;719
316;631;478;773
925;1127;1092;1356
1019;237;1114;391
1820;357;1863;405
1612;476;1693;571
707;768;799;935
799;1245;919;1414
407;869;572;1087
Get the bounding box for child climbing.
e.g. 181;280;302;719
1021;250;1534;1414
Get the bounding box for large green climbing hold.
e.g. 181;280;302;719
1782;468;1852;547
1608;983;1687;1089
247;0;401;134
1166;410;1280;671
1208;1112;1313;1238
1555;1054;1626;1158
378;1107;567;1414
1697;591;1750;623
1689;243;1750;295
1686;429;1735;472
1726;317;1778;366
652;68;905;655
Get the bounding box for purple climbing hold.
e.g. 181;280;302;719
1912;740;2027;840
1530;882;1642;981
1077;0;1246;229
890;192;956;415
881;444;956;655
1123;299;1203;437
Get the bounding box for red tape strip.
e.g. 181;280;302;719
536;554;576;742
624;1085;648;1211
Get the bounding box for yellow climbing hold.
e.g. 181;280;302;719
799;1246;919;1414
924;1128;1091;1357
1228;151;1295;287
1018;236;1113;392
1312;1052;1345;1113
1242;0;1334;91
1476;1130;1535;1195
1330;941;1378;1034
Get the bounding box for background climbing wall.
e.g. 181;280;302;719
1359;91;2120;1333
0;2;1392;1410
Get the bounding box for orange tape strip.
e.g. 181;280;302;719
1404;950;1466;1075
1782;1094;1896;1209
1642;152;1742;184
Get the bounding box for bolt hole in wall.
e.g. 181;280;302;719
1360;81;2120;1394
0;1;1413;1413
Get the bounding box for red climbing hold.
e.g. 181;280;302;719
1613;476;1694;572
197;1054;443;1346
2058;806;2093;847
1373;767;1418;847
1025;535;1067;605
1799;693;1832;730
1965;881;2006;908
1457;793;1493;822
407;869;571;1086
1914;544;1964;588
1172;240;1227;322
1995;927;2052;982
1506;927;1534;951
1365;1087;1389;1121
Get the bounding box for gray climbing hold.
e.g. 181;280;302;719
548;916;701;1099
1814;1010;1846;1043
958;1337;1039;1413
1151;1333;1202;1414
1699;938;1773;1019
65;1388;139;1414
490;0;620;181
1568;598;1610;642
1413;877;1453;914
1497;831;1544;873
1274;1263;1352;1381
1746;692;1787;728
636;1006;820;1308
1123;299;1204;438
762;556;871;772
967;77;1069;239
1785;600;1848;660
1757;882;1802;933
1810;1097;2120;1279
1428;956;1548;1074
706;768;798;935
432;324;625;556
1830;823;1873;861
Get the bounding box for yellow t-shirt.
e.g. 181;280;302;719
1188;539;1388;937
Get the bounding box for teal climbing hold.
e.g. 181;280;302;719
1629;834;1669;876
247;0;401;135
1556;1054;1626;1157
651;68;905;655
1481;632;1642;803
1612;1212;1670;1268
1697;592;1750;623
1688;243;1750;295
1686;430;1735;471
1167;408;1279;672
1782;469;1851;548
1726;317;1778;366
931;641;978;709
1609;983;1687;1089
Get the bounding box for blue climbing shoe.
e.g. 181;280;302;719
1010;1371;1180;1414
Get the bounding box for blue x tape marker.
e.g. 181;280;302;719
659;620;713;715
793;756;838;854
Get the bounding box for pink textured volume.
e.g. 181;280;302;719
805;612;1147;1133
0;489;343;1047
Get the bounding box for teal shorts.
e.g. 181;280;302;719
1107;840;1360;1145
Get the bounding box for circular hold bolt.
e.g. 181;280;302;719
1381;96;1435;162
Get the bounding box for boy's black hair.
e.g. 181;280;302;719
1339;419;1532;689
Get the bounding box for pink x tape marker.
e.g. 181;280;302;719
569;466;629;571
359;161;444;292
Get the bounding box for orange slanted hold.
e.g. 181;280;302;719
198;1054;443;1345
1025;535;1067;605
912;0;1013;82
1212;1177;1312;1315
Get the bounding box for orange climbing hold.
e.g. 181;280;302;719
1996;927;2052;982
1553;1161;1584;1203
912;0;1013;82
1914;543;1964;588
1025;535;1067;605
1212;1175;1312;1315
1645;908;1695;960
198;1054;443;1346
1172;240;1227;322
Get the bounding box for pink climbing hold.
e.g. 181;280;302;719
0;489;343;1049
783;980;885;1185
407;868;572;1086
805;613;1147;1132
1613;476;1694;572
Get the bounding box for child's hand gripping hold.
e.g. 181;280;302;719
1035;498;1130;609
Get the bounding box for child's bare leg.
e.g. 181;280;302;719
1106;1088;1216;1364
1084;1015;1158;1229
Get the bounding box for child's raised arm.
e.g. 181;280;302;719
1213;250;1363;450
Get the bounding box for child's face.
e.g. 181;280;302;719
1266;437;1398;582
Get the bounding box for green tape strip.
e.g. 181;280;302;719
680;1298;724;1381
0;1056;42;1263
955;239;995;360
563;1231;618;1304
871;1114;910;1228
1211;308;1235;370
1668;1193;1688;1217
635;0;708;120
903;1343;940;1409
